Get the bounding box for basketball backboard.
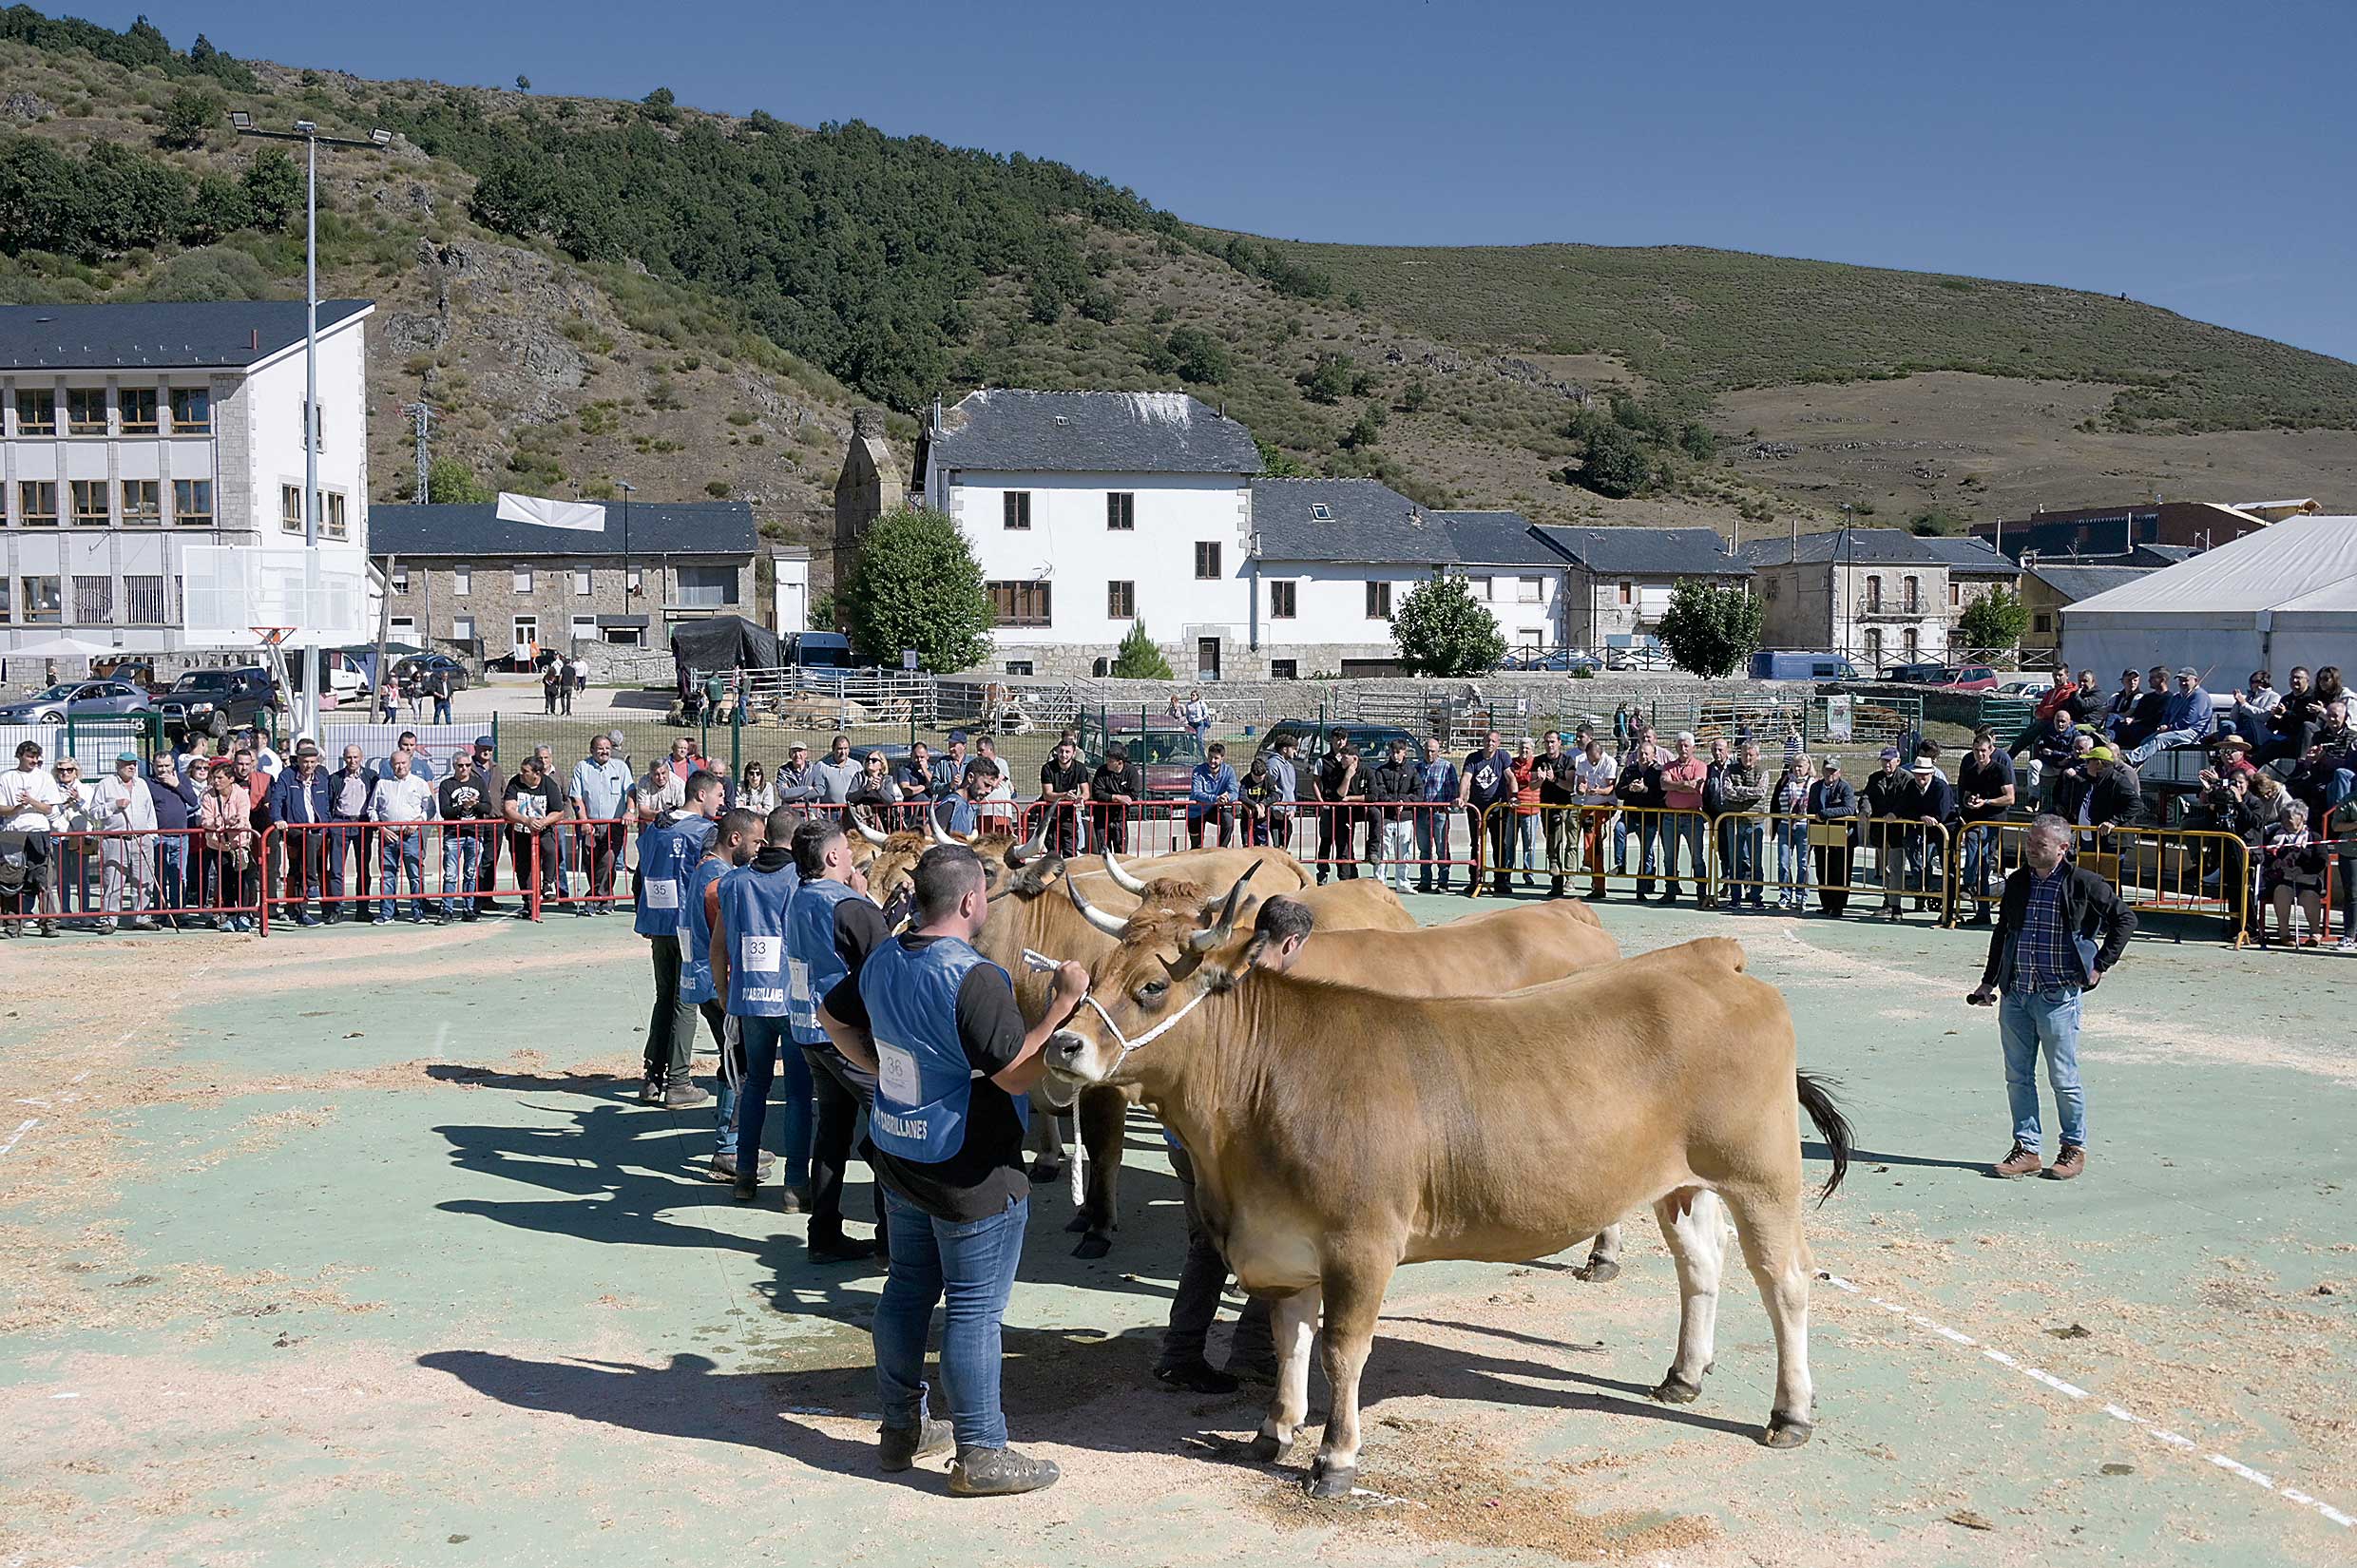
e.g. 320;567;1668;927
180;545;371;651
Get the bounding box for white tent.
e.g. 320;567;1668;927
2060;515;2357;679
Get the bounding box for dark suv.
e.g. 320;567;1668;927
1255;721;1420;771
160;667;282;737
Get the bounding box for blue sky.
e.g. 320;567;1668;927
87;0;2357;363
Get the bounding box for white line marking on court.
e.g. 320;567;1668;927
0;1118;36;1157
1818;1272;2348;1531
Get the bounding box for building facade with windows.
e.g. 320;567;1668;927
0;298;373;653
367;501;757;657
1536;526;1752;648
913;390;1262;679
1740;528;1955;669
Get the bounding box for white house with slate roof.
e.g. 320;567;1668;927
914;390;1262;679
0;298;373;654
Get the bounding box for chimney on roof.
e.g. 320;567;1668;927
250;328;260;352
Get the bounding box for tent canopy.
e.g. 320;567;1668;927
2060;516;2357;679
670;616;779;685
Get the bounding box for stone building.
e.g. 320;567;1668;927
1740;527;1955;669
369;500;757;657
1534;526;1752;648
830;408;902;603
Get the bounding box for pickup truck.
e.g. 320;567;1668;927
158;667;284;738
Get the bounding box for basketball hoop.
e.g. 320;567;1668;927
252;627;294;647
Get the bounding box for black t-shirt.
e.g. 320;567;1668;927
823;934;1029;1222
503;774;563;828
1958;752;2017;822
1038;757;1087;796
436;774;492;821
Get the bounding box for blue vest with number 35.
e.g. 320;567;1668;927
719;860;798;1018
859;935;1020;1164
786;875;862;1044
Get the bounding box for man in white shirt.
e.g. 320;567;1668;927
1571;736;1619;900
569;734;637;910
89;751;160;933
1;739;67;937
243;728;284;779
370;749;435;923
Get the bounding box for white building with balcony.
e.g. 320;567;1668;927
0;298;373;656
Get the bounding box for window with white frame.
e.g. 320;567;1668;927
511;615;539;650
451;614;477;642
452;564;471;596
512;565;533;594
570;614;598;643
573;568;593;596
675;565;738;608
1518;576;1543;602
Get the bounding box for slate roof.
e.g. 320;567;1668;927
1738;527;1945;567
2129;544;2199;566
1252;479;1463;564
370;502;757;559
928;390;1262;475
1434;510;1565;567
2027;563;2152;602
1908;536;2019;575
0;299;374;370
1532;526;1750;577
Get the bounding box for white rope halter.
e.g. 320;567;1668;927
1025;946;1216;1075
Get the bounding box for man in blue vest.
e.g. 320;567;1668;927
637;771;724;1106
820;844;1086;1497
687;808;764;1181
742;814;890;1259
717;806;807;1202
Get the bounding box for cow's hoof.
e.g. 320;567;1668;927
1575;1257;1621;1284
1650;1372;1704;1405
1063;1214;1089;1233
1760;1414;1814;1449
1070;1232;1112;1260
1305;1462;1356;1501
1245;1432;1283;1463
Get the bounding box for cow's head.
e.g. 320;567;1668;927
1042;865;1259;1102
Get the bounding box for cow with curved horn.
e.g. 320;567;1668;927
1042;893;1851;1498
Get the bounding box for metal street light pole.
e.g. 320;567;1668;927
617;481;637;648
230;114;391;738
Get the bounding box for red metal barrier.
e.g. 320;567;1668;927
261;817;546;932
3;826;259;931
1001;796;1484;888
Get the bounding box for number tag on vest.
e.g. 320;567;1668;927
786;957;812;1003
645;878;680;910
744;935;782;973
875;1040;922;1106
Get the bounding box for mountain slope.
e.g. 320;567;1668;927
4;7;2351;566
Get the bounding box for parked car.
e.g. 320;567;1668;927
1089;724;1209;798
393;653;473;693
0;679;156;726
1502;649;1602;673
1878;663;1999;692
790;632;856;670
158;667;282;737
1994;678;2053;698
1749;651;1863;682
1254;721;1421;782
1604;643;1673;671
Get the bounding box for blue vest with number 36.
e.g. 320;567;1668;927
719;860;798;1018
859;935;1020;1164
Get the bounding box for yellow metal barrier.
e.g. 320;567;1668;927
1708;812;1955;923
1485;803;1720;902
1959;821;2252;944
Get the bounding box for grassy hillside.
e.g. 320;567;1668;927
4;6;2351;564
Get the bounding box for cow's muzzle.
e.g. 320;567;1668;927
1039;1033;1092;1107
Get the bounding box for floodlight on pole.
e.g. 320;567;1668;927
231;118;392;736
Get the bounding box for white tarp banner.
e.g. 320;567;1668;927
1823;694;1853;743
496;493;608;533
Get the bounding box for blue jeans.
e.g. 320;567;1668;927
440;832;481;918
1731;822;1765;904
377;829;424;919
1659;811;1705;896
874;1188;1029;1449
1413;808;1452;889
1775;821;1810;902
1961;824;2001;908
733;1018;814;1179
2000;986;2085;1149
2122;727;2198;765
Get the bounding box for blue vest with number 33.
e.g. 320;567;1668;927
719;861;798;1018
859;935;1020;1164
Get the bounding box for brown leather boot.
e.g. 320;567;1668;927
1991;1144;2042;1179
2044;1145;2086;1180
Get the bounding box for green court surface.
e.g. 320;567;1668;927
1;890;2349;1568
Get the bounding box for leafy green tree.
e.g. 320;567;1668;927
1340;401;1385;450
425;455;494;504
1567;411;1651;498
1655;578;1763;678
1677;420;1717;461
515;75;531;93
1399;378;1428;412
1390;573;1505;678
641;86;678;123
241;149;301;228
841;507;993;673
1297;354;1353;405
1155;325;1230;385
1253;436;1306;477
160;86;219;148
1109;621;1175;679
1955;585;2029;659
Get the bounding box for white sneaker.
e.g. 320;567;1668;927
2338;936;2356;952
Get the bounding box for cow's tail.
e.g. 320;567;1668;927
1794;1071;1852;1206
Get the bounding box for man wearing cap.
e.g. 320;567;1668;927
568;734;636;912
774;742;822;806
2121;668;2216;765
2112;664;2175;755
1968;813;2134;1181
1804;755;1858;918
89;751;161;934
2054;744;2140;836
267;740;335;927
2100;669;2142;741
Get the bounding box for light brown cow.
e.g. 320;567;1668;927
1041;883;1850;1498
